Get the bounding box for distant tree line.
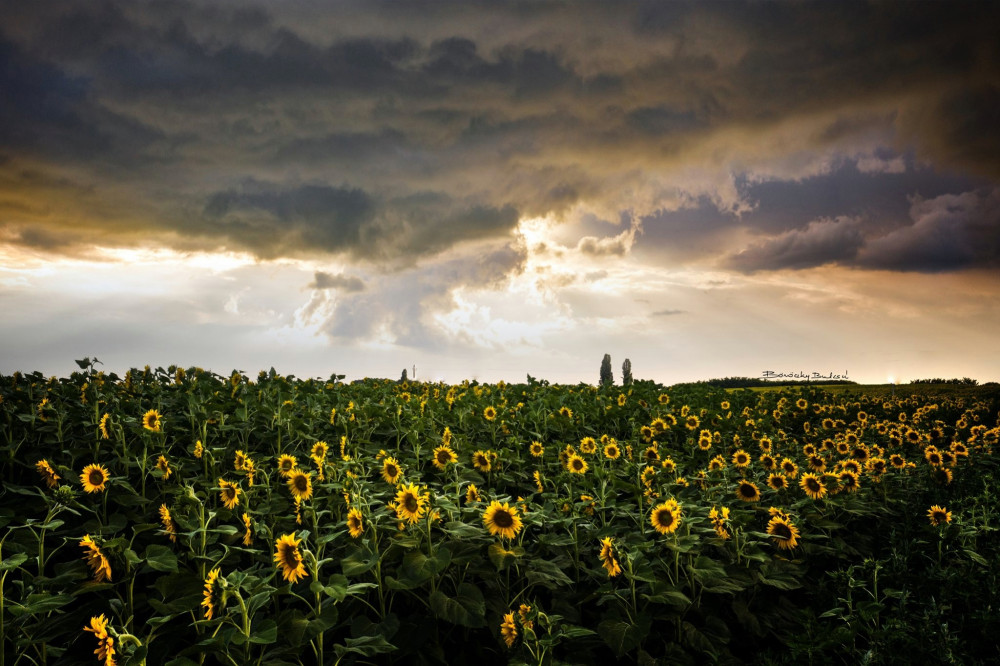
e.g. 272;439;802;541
675;376;857;389
909;377;979;385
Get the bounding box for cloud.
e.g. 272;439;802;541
857;189;1000;272
652;309;686;316
726;217;865;273
308;271;366;292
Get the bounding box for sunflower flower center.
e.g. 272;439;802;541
493;509;513;528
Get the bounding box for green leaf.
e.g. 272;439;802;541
249;619;278;644
597;618;648;658
144;545;178;573
429;582;486;628
0;553;29;571
333;634;396;659
9;593;74;616
341;546;378;576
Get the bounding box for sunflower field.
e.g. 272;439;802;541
2;363;999;665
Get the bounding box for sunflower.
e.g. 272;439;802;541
796;398;808;410
558;406;573;418
156;455;172;480
80;463;110;493
347;507;364;538
500;612;518;648
889;453;907;469
643;445;660;463
277;454;298;478
483;500;523;540
732;449;751;468
659;393;671;405
799;473;827;500
243;456;256;485
566;454;588;474
808;454;827;472
766;515;801;551
579;437;597;454
758;436;773;452
395;483;428;524
432;445;458;470
218;478;240;510
311;440;329;462
780;458;799;478
201;567;223;619
194;440;204;459
927;504;952;526
233;450;247;471
465;483;482;504
142;409;162;432
83;614;117;665
838;470;860;493
603;442;621;460
529;441;545;457
650;500;682;535
274;533;309;583
599;536;622;577
380;456;403;484
287;469;313;501
483;406;497;421
36;459;61;489
472;450;492;473
767;473;789;490
933;467;953;485
98;413;111;440
736;479;761;502
159;504;177;543
80;535;112;582
242;514;253;546
685;415;700;430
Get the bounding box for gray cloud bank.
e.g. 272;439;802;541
1;0;999;273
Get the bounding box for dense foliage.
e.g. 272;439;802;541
1;363;998;665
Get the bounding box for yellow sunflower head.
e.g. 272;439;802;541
36;459;61;489
566;454;588;474
432;445;457;470
347;507;364;538
735;479;761;502
483;500;523;540
650;500;682;535
201;567;223;619
472;450;492;473
274;533;309;583
766;515;800;550
394;483;428;524
80;463;110;493
218;478;240;510
277;454;298;478
927;504;952;526
287;469;313;501
142;409;162;432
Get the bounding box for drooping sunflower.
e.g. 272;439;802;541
599;536;622;577
766;515;801;550
603;442;621;460
767;473;789;490
287;469;313;501
465;483;482;504
483;405;497;421
566;454;588;474
80;463;110;493
483;500;523;540
218;478;240;510
500;612;518;648
201;567;223;620
533;469;544;493
277;454;298;478
927;504;952;526
799;473;827;500
378;456;403;484
432;445;458;470
650;499;682;535
36;459;61;489
472;450;492;473
394;483;428;524
529;441;545;457
735;479;761;502
142;409;162;432
347;507;364;538
242;514;253;546
194;440;204;459
234;450;247;471
156;455;172;480
159;504;178;543
80;535;112;582
98;413;111;440
274;533;309;583
83;614;117;665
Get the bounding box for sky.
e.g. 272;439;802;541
2;0;999;385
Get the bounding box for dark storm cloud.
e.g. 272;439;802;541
725;189;1000;273
308;272;366;293
1;0;999;271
